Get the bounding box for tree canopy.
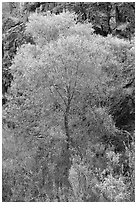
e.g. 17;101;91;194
2;6;135;202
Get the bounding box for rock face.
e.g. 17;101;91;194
2;16;35;103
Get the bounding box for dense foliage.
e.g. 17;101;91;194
2;4;135;202
2;2;135;103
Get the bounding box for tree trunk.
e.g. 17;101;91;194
106;5;112;34
64;111;70;149
115;4;122;26
64;92;71;147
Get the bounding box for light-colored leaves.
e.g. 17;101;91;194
26;12;76;45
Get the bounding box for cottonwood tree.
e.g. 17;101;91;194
3;12;126;200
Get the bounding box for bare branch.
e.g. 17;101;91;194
69;64;81;102
53;84;68;107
